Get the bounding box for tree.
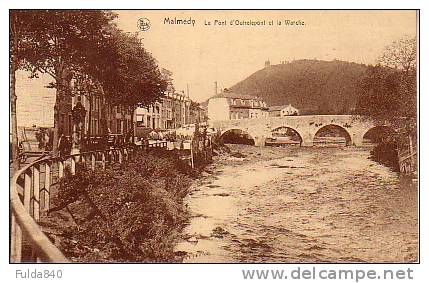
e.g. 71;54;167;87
380;37;416;74
379;36;417;140
190;101;202;124
16;10;117;156
73;74;101;148
103;29;167;107
11;11;167;156
161;68;175;93
10;11;45;171
9;11;24;172
101;29;167;142
355;36;417;148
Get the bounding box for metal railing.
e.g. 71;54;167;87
9;144;156;263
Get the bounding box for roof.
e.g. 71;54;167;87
268;105;291;111
213;91;260;101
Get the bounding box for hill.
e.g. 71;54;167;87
227;59;368;114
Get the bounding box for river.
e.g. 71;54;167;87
175;145;418;263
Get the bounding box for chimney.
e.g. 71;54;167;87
186;83;190;98
214;81;218;96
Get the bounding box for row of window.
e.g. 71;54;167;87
59;113;131;136
147;101;189;115
230;98;267;108
136;113;187;130
230;110;269;120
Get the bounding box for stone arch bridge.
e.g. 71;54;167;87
210;115;380;147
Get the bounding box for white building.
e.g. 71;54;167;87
281;104;299;116
268;104;299;117
207;96;230;121
207;90;268;121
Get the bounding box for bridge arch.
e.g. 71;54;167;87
362;125;394;146
313;124;352;146
219;128;256;145
210;115;376;147
267;126;303;146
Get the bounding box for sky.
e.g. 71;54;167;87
15;71;56;127
114;10;417;102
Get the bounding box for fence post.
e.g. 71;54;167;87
118;150;123;164
33;164;40;221
24;169;32;215
10;213;22;262
71;156;76;175
190;141;194;169
101;152;106;170
58;160;64;179
91;154;96;170
124;148;128;161
44;162;51;211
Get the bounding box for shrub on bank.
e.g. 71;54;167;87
370;141;400;172
48;150;194;262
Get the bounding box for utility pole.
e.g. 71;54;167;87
186;83;190;125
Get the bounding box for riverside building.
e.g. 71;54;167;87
207;89;269;121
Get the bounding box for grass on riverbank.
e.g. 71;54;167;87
40;149;196;262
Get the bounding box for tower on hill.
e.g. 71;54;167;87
264;59;270;68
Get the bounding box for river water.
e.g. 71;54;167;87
175;146;418;263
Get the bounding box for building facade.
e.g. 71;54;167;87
57;79;133;138
134;91;191;130
207;90;269;121
268;104;300;117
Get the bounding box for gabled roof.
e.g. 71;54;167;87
213;91;260;101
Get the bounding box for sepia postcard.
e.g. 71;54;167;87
9;8;419;279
